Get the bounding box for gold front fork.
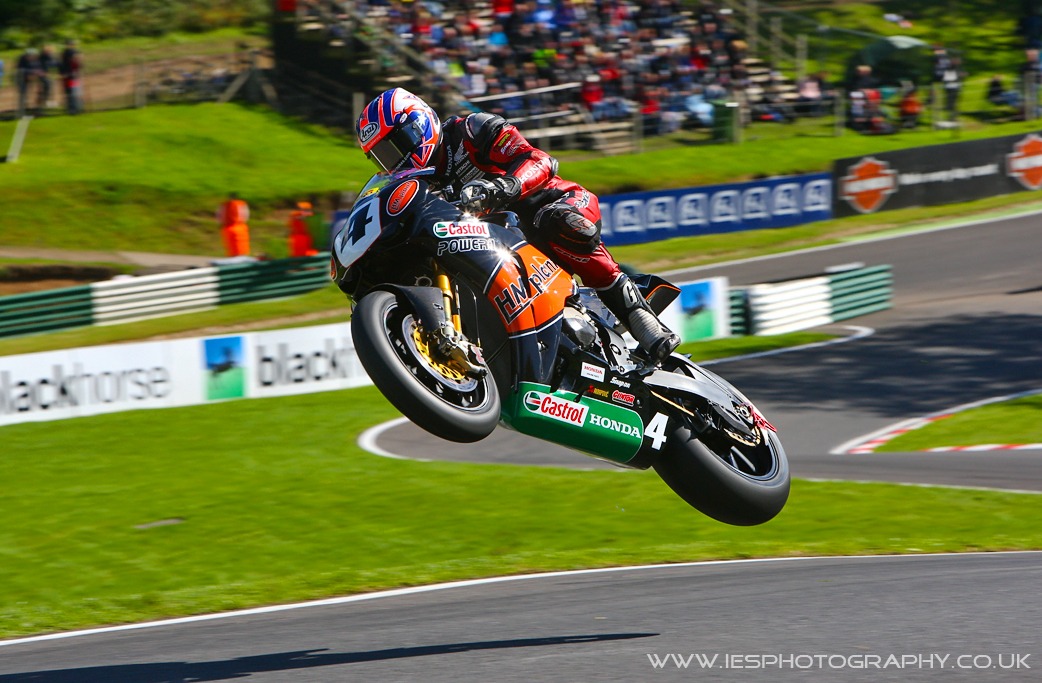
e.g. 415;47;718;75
435;265;461;333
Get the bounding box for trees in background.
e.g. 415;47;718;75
0;0;269;47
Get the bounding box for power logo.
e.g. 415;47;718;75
839;157;898;213
1006;134;1042;190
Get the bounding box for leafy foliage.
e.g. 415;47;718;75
0;0;268;47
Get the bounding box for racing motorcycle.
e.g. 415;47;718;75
331;168;789;526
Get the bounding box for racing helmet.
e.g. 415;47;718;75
356;88;442;173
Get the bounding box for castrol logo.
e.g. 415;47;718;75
433;220;490;238
523;391;588;427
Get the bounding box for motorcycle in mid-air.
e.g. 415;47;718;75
330;168;789;526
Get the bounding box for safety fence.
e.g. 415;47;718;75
0;255;330;338
732;264;893;335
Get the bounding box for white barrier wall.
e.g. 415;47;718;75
0;276;725;428
0;322;369;427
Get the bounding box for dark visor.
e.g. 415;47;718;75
367;119;426;172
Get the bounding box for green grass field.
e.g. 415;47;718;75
880;394;1042;451
2;101;1041;261
1;386;1039;639
3;11;1042;640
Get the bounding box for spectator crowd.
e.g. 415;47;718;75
7;40;84;117
305;0;766;135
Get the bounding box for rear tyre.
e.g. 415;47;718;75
651;357;789;525
352;290;500;443
653;426;789;526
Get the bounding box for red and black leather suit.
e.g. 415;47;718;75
432;111;623;289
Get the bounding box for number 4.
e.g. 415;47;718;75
645;412;669;451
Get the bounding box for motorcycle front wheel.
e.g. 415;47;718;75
352;290;501;443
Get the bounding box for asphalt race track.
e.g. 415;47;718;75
374;212;1042;491
1;553;1039;681
2;214;1040;681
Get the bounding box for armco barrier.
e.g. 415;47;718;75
829;264;893;321
732;264;892;335
0;285;94;338
0;255;333;339
746;277;833;336
728;289;749;336
92;267;220;325
217;256;330;305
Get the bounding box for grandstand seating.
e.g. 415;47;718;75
271;1;814;152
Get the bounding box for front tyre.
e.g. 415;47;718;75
352;290;500;443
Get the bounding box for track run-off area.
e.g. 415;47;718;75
2;210;1040;681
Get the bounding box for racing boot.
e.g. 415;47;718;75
597;274;681;365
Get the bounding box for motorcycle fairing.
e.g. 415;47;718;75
484;243;573;337
500;381;645;466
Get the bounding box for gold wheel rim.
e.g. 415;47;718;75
410;323;469;383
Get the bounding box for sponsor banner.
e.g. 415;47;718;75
0;340;201;427
834;132;1042;216
599;173;833;247
249;324;369;398
0;322;370;427
659;276;731;342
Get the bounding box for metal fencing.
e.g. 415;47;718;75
0;45;257;120
0;255;331;338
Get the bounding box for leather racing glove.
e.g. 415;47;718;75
458;176;522;214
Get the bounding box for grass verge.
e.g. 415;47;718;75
1;386;1039;639
879;394;1042;451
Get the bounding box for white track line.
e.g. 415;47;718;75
803;478;1042;496
832;389;1042;455
357;416;429;461
3;551;1039;648
357;326;874;462
663;204;1042;277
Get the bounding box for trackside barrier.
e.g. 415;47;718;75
729;289;750;336
729;264;892;335
91;267;220;325
746;277;832;335
829;264;893;321
0;285;94;338
217;255;330;305
0;255;333;339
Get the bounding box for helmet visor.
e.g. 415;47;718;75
366;120;426;172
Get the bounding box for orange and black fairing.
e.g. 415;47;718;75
485;243;573;337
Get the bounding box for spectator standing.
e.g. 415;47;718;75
217;193;251;257
932;45;963;123
1020;49;1042;118
287;201;318;257
14;48;40;117
37;45;57;113
0;57;5;96
59;39;84;115
940;56;964;123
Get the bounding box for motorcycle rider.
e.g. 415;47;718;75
355;87;680;363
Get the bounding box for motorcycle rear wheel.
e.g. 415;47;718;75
653;425;789;525
651;361;790;525
352;290;500;443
